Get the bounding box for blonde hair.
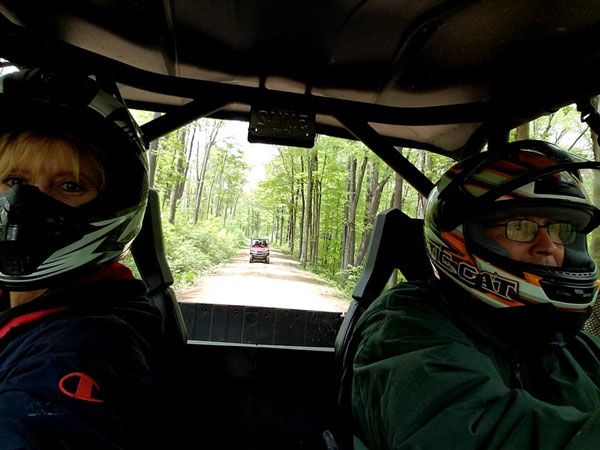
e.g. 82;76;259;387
0;131;105;190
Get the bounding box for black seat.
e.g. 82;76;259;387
130;188;188;446
332;207;432;448
131;188;188;347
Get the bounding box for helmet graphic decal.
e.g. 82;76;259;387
428;240;520;305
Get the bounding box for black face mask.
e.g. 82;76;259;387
0;184;86;275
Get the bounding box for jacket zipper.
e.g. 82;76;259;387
513;361;524;389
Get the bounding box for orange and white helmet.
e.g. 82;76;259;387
424;140;600;317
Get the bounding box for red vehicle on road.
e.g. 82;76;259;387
249;238;270;264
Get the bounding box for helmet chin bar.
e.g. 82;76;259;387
0;184;86;277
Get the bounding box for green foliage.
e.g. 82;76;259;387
335;264;363;296
162;215;245;287
122;213;245;288
122;113;250;287
510;104;593;158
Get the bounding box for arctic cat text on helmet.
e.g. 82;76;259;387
424;140;600;315
0;69;148;290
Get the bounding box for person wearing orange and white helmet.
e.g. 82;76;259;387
352;141;600;450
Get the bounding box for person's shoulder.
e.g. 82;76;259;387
359;280;441;322
66;278;162;336
380;280;434;302
353;280;473;366
18;299;162;361
356;280;467;342
575;331;600;357
14;278;163;348
59;277;155;311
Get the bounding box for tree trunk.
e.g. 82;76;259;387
347;156;368;267
148;111;162;188
341;155;368;277
312;179;321;265
415;150;427;219
301;150;314;267
356;165;391;266
168;160;183;224
205;167;217;219
214;152;227;217
193;121;221;223
287;158;296;252
204;149;225;219
313;152;328;265
279;210;285;246
271;209;277;243
389;168;404;286
298;157;305;259
231;193;240;219
340;158;354;272
162;141;179;211
311;153;320;265
356;162;376;266
288;186;297;253
516;122;530;140
168;127;189;224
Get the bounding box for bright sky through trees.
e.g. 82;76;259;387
218;120;278;191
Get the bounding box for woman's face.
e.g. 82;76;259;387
0;139;103;207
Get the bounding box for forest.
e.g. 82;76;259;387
133;98;600;294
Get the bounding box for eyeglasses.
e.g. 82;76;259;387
486;219;577;245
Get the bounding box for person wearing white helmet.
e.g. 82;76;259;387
352;141;600;449
0;69;165;449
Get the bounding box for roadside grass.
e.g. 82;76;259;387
274;245;353;302
123;215;246;291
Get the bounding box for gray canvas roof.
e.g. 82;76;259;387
1;0;600;162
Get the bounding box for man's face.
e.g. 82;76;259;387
485;216;565;267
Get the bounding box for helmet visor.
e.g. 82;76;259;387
487;220;577;245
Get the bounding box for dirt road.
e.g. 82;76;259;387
177;248;350;312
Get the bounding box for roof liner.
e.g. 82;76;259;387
1;0;600;155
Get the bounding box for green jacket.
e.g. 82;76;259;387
352;281;600;449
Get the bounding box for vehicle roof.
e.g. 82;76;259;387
1;1;600;191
